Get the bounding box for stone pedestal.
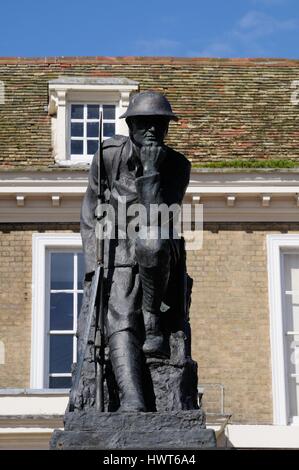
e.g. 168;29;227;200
50;410;216;449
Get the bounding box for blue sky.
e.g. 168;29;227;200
0;0;298;58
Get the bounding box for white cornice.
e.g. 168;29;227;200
0;170;299;223
49;83;139;92
188;170;299;191
187;186;299;194
0;172;86;222
48;77;139;116
0;171;87;194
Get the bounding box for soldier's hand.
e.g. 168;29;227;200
139;144;166;174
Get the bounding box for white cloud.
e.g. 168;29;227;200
133;38;181;55
236;10;298;38
189;42;234;58
189;9;298;58
249;0;287;4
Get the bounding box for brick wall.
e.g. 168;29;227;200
187;222;299;424
0;57;299;167
1;222;299;424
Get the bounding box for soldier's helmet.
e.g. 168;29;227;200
119;91;178;121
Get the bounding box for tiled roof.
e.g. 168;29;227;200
0;57;299;168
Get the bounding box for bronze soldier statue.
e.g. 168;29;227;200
50;91;217;449
80;91;191;412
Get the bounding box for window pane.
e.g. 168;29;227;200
71;139;83;155
71;104;84;119
87;104;99;119
103;105;115;120
50;293;73;330
87;122;99;138
78;293;83;316
50;335;73;373
51;253;73;290
49;376;72;389
77;253;85;290
87;140;99;155
103;123;115;138
71;122;83;137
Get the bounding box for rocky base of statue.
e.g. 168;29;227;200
68;333;200;412
70;281;200;412
50;410;216;449
145;332;200;411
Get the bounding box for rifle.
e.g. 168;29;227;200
94;110;106;411
69;110;106;412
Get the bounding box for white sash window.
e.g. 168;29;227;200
69;103;116;161
268;235;299;425
282;252;299;423
31;234;83;390
47;250;84;389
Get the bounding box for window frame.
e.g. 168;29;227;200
267;234;299;425
31;233;82;390
67;102;117;162
45;249;84;389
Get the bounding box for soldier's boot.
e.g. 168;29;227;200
138;263;171;359
109;330;146;412
135;233;171;358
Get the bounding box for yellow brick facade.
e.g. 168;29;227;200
187;223;299;424
1;222;299;424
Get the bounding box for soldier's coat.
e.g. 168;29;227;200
80;135;190;337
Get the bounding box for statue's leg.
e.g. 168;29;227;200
106;267;146;411
108;330;146;412
135;229;171;358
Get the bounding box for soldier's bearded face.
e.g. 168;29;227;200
127;116;169;147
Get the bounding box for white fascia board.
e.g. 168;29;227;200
0;172;88;195
0;428;58;434
2;170;299;195
0;209;80;223
1;170;299;222
48;84;138;92
0;186;86;195
3;187;298;196
0;395;68;416
202;208;299;222
188;171;299;195
187;186;299;195
0;170;88;181
190;170;299;185
225;424;299;448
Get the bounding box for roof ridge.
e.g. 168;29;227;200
0;56;299;66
